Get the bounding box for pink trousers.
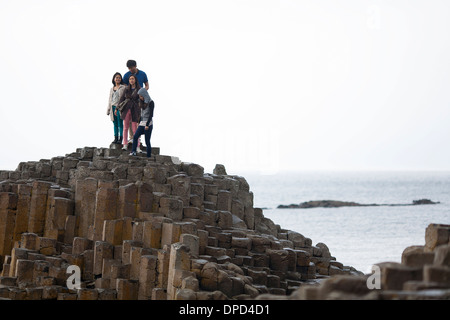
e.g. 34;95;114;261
123;110;139;147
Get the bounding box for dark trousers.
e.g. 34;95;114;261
132;124;153;157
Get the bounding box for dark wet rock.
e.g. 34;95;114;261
412;199;440;205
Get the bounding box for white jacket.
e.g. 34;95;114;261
107;85;126;121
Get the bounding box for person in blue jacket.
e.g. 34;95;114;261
123;60;149;90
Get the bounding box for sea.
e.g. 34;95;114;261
242;170;450;274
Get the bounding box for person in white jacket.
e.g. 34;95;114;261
107;72;126;144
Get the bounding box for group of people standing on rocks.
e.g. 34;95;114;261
106;60;154;158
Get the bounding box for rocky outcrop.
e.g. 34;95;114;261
278;200;370;209
277;199;440;209
256;223;450;300
412;199;440;205
0;145;360;300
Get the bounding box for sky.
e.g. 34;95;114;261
1;0;450;175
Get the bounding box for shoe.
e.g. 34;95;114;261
137;147;142;153
122;145;127;150
118;136;123;144
112;136;118;144
129;152;137;156
128;139;133;144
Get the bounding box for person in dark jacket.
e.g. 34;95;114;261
130;88;154;158
117;74;141;150
123;60;149;144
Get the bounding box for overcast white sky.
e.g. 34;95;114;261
1;0;449;175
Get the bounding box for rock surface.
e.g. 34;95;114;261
0;145;448;300
0;145;360;300
258;223;450;300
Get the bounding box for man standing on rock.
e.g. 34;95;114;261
123;60;149;145
123;60;149;90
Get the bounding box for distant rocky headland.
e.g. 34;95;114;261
277;199;440;209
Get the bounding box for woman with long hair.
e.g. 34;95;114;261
107;72;125;144
117;74;141;150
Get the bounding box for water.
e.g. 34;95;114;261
242;171;450;274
